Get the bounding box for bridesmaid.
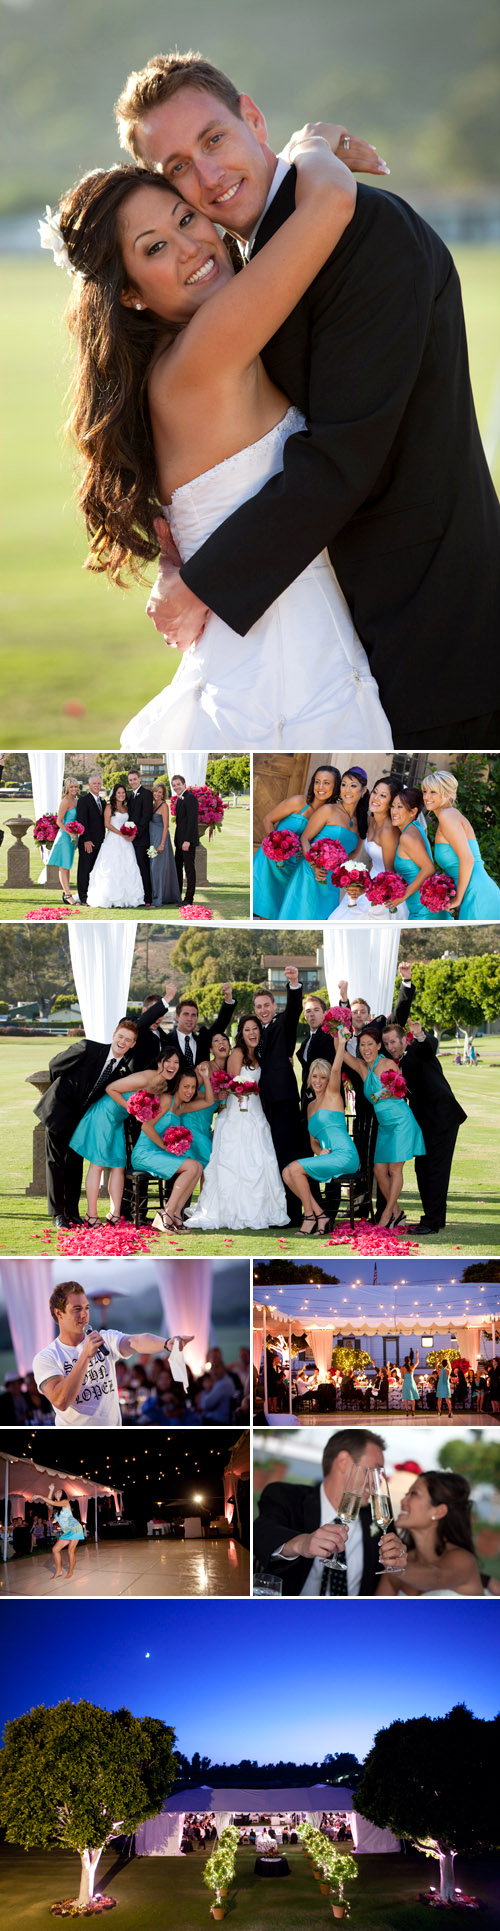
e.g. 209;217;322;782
148;781;181;910
421;769;500;918
253;764;340;918
281;765;366;921
356;1022;425;1227
282;1029;360;1236
49;778;80;905
401;1350;420;1416
436;1354;453;1418
69;1055;180;1226
123;1064;217;1232
391;786;444;920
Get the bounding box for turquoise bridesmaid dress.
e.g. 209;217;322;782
281;824;358;921
299;1107;360;1181
394;828;444;920
131;1103;214;1180
70;1093;127;1167
434;835;500;919
253;809;308;918
50;807;78;869
401;1369;420;1402
364;1056;426;1161
436;1366;451;1397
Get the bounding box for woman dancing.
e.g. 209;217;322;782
148;781;181;909
282;1029;360;1236
436;1355;453;1418
421;769;500;918
69;1053;181;1226
401;1349;420;1416
281;766;366;921
87;782;144;908
391;787;443;919
187;1015;289;1231
253;764;340;920
356;1021;425;1227
376;1471;483;1596
49;779;80;905
42;137;391;751
32;1485;85;1583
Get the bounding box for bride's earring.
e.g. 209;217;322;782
135;302;143;311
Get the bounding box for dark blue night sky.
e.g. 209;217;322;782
0;1601;498;1764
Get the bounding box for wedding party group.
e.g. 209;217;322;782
253;764;500;922
48;767;198;909
38;48;500;752
34;963;465;1241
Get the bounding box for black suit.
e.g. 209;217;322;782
161;1000;236;1074
126;786;154;901
258;984;302;1224
182;175;500;747
401;1032;467;1229
173;788;199;904
35;997;169;1218
254;1482;380;1597
76;791;106;903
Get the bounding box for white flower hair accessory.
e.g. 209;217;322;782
39;205;74;275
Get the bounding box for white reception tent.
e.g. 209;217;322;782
135;1784;399;1856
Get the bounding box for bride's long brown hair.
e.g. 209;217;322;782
57;166;239;584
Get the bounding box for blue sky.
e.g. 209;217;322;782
1;1601;498;1764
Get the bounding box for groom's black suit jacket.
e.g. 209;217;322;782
173;790;199;850
75;791;105;901
258;984;302;1112
254;1482;380;1597
297;1027;336;1114
126;785;154;843
400;1032;467;1139
182;175;500;741
34;997;169;1136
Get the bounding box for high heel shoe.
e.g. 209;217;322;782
62;892;72;905
152;1210;178;1233
299;1213;318;1238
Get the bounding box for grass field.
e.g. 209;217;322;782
1;1844;499;1931
0;796;251;921
1;248;500;746
1;1036;498;1258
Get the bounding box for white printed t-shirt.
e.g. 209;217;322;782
33;1329;127;1427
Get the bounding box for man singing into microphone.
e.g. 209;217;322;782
32;1279;193;1428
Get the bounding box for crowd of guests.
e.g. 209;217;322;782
255;1349;500;1421
0;1345;250;1428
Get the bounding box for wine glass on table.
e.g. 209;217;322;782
369;1466;407;1573
322;1457;368;1573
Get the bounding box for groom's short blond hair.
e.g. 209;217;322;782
115;52;243;163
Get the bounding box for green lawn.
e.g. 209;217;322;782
0;1845;499;1930
1;1037;499;1258
0;796;250;922
1;247;499;746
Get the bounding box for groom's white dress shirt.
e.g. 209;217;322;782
274;1482;364;1597
243;154;291;259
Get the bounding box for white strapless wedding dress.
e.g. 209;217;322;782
328;834;409;922
86;812;144;909
121;407;393;752
186;1067;289;1230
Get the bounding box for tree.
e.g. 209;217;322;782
0;1699;177;1910
357;1705;499;1902
253;1263;340;1287
206;755;250;794
0;929;74;1007
397;955;500;1038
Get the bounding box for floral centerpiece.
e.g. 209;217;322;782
321;1004;353;1034
162;1124;193;1155
365;870;407;911
305;838;347;880
261;827;301;864
419;871;456;914
126;1091;159;1123
171;783;227;840
120;820;137;840
33;813;59;846
380;1065;408;1099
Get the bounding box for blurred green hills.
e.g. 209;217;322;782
1;0;500;214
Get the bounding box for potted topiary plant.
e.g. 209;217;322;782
330;1849;358;1917
203;1839;236;1920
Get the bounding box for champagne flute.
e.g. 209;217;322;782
323;1457;368;1572
369;1467;406;1573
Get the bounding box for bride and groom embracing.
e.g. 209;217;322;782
40;51;500;753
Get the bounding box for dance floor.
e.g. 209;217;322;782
279;1408;499;1428
0;1537;250;1598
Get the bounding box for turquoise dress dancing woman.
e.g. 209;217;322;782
253;765;342;919
421;770;500;920
391;786;445;920
401;1351;420;1412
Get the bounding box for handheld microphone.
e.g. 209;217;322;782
85;1324;109;1361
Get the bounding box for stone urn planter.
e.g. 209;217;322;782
3;814;36;889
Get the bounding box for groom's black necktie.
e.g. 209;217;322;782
183;1036;195;1071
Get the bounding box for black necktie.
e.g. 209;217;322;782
320;1559;348;1597
183;1036;194;1071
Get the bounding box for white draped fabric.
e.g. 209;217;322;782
306;1327;334;1378
137;1811;183;1856
0;1260;55;1374
215;1812;233;1840
165;752;208;787
10;1496;26;1519
253;1327;263;1373
154;1260;212;1377
323;926;400;1020
28;751;65;882
68;924;137;1043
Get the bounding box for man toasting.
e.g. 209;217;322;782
126;767;154;902
171;773;199;904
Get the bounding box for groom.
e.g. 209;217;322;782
126;768;154;903
116;52;500;748
170;773;199;905
254;1429;406;1595
254;965;303;1225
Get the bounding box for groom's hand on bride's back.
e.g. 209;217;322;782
284;121;389;176
147;516;210;650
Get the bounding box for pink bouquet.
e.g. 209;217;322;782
229;1078;258;1098
321;1004;353;1034
365;870;407;910
163;1124;194;1155
261;827;301;864
68;820;85;838
171;783;227;837
179;905;212;920
33;813;59;846
210;1069;232;1093
380;1065;408;1099
120;821;137;840
305;838;347;879
337;864;367;890
126;1091;160;1123
419;871;456;914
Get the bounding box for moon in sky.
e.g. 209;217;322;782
145;1652;150;1658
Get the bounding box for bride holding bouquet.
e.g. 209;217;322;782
87;782;144;908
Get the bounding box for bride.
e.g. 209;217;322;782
376;1470;483;1596
43;135;392;752
87;782;144;909
186;1015;289;1230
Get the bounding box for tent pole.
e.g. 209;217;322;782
95;1484;98;1548
263;1308;268;1412
288;1319;293;1415
2;1459;8;1564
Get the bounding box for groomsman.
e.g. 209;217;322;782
382;1017;467;1234
126;768;154;902
170;773;199;904
162;986;236;1071
254;1429;406;1596
35;986;175;1228
254;966;303;1224
76;769;106;903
